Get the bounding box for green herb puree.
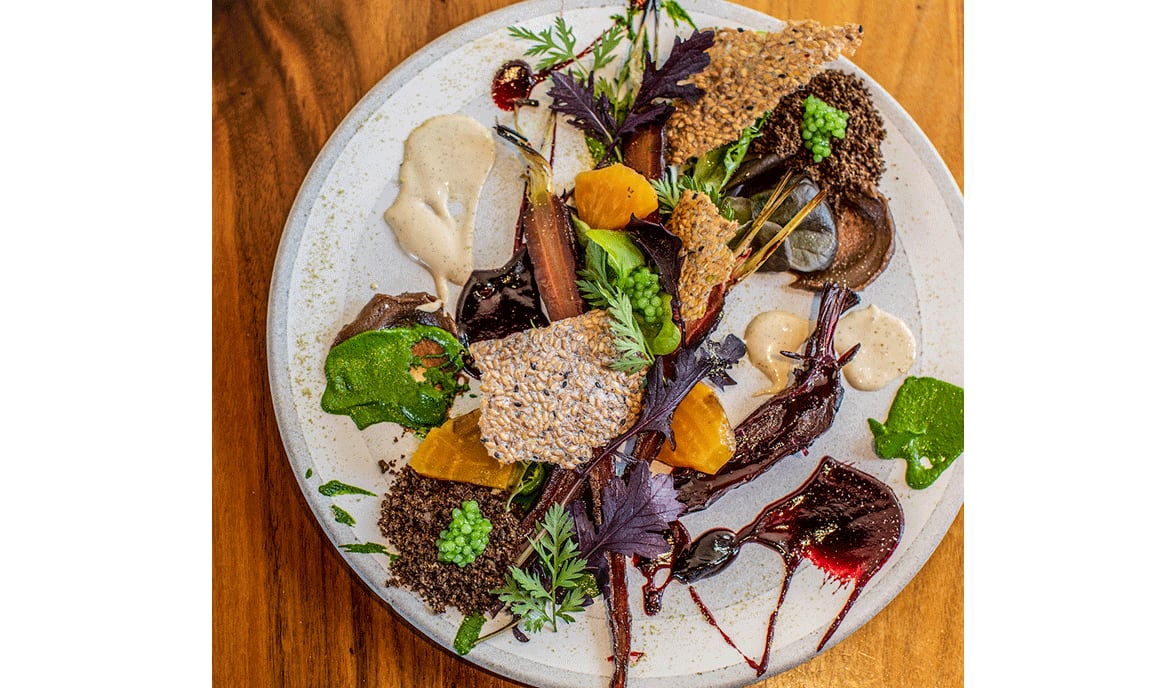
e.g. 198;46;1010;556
868;376;963;489
321;325;468;433
318;480;376;498
330;505;356;527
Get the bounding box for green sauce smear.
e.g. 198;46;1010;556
868;376;964;489
339;542;400;563
330;505;356;527
321;325;468;433
318;480;376;498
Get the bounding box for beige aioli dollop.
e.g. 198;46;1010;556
384;114;496;303
834;304;917;391
744;303;917;394
744;311;812;396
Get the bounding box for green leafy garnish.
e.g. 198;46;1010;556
868;376;964;489
330;505;356;527
505;461;548;513
602;289;655;374
318;480;377;497
507;16;625;82
583;228;646;278
690;110;769;193
654;113;769;219
492;504;589;634
507;17;578;72
575;222;680;370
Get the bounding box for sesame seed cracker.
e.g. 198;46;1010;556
667;190;738;322
469;310;646;469
666;22;864;166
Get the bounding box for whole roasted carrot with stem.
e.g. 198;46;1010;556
495;126;584;322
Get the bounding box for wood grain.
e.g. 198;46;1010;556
212;1;963;686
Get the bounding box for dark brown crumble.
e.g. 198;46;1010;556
753;70;887;208
378;466;525;615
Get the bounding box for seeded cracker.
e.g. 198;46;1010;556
469;310;645;469
668;190;739;321
665;23;864;166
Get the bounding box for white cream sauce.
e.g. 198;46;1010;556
834;304;917;391
743;310;812;396
385;114;496;303
744;303;917;394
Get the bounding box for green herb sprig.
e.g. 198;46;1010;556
599;287;655;374
507;17;625;83
575;235;655;373
491;504;590;634
507;17;579;72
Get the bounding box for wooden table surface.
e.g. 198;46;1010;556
212;1;963;686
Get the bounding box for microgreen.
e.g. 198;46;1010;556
599;333;747;459
507;15;626;81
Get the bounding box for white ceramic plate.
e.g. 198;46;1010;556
267;1;963;686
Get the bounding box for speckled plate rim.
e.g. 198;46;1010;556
267;1;963;686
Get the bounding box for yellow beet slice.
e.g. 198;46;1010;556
409;409;523;490
574;163;659;230
656;383;735;474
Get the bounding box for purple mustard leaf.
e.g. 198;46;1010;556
614;101;673;139
627;216;684;317
548;70;618;147
647;469;686;524
633;30;714;109
574;462;681;569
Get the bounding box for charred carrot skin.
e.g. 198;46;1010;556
496;126;585;323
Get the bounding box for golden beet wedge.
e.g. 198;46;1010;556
655;383;735;474
409;409;523;490
574;163;659;230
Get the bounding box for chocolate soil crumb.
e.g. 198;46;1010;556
753;70;886;206
378;466;524;615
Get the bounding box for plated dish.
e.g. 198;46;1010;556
267;1;963;686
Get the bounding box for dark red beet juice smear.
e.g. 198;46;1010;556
642;457;903;673
456;246;549;345
491;60;537;111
